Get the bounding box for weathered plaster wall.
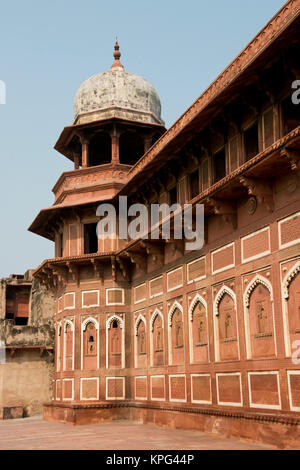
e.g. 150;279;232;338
0;350;53;416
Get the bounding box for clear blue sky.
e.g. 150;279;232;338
0;0;286;277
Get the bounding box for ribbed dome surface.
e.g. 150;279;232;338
74;66;164;126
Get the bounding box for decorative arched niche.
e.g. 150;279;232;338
213;286;239;362
243;274;276;359
56;322;62;372
134;314;147;368
63;319;75;371
282;261;300;356
189;294;209;363
168;301;184;365
150;309;164;367
106;315;125;369
81;317;99;370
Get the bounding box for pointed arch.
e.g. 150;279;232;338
56;321;62;372
81;317;100;370
243;273;276;359
282;261;300;299
189;294;209;364
106;315;125;369
168;300;183;327
150;309;165;367
150;309;164;332
82;316;99;331
213;285;236;316
106;314;124;330
64;318;74;332
213;286;239;362
189;294;208;323
134;313;146;336
63;319;75;371
244;274;273;307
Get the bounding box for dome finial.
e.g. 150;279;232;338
111;38;124;70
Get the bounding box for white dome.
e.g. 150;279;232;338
74;52;164;126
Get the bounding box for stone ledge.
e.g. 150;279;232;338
0;406;23;420
44;401;300;426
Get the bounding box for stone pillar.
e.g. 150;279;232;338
81;137;89;168
0;280;6;321
111;126;120;164
74;153;80;170
144;136;153;154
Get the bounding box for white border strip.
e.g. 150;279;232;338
62;378;74;401
135;376;148;401
248;371;281;410
187;257;206;284
105;376;125;401
211;242;235;275
169;374;187;403
82;290;100;308
241;226;271;264
216;372;243;407
167;266;184;292
191;374;212;404
150;375;166;402
278;211;300;250
80;377;99;401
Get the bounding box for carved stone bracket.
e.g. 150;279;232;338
165;238;185;255
206;197;237;229
140;241;164;267
50;264;68;287
66;262;80;286
281;148;300;172
239;177;274;213
90;259;103;282
116;256;131;281
111;256;117;281
124;251;147;272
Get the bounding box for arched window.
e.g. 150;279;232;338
106;316;124;369
89;132;112;166
82;318;99;370
119;131;144;165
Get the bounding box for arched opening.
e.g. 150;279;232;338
108;319;122;368
89;132;112;166
69;135;82;168
151;132;161;147
119;131;145;165
83;321;98;370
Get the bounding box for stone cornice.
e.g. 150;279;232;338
54;182;125;205
52;163;131;195
126;0;300;184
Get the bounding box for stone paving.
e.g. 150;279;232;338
0;416;275;450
